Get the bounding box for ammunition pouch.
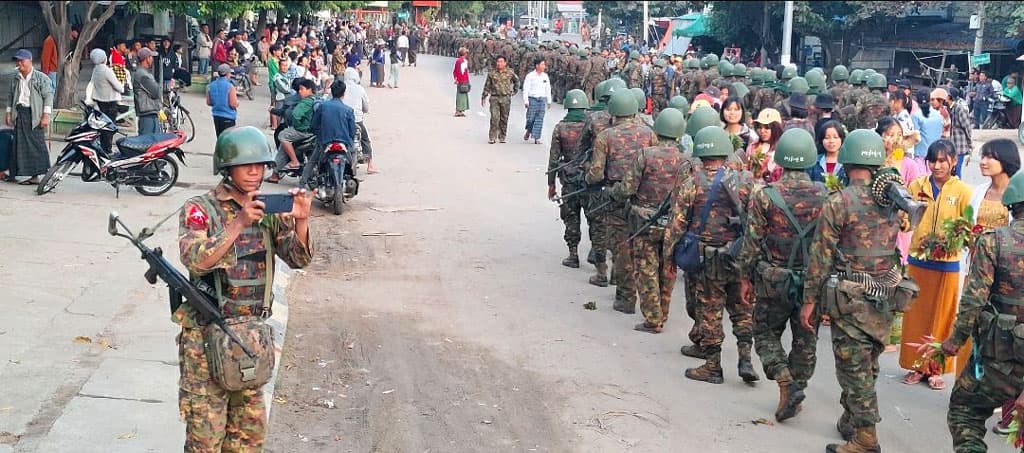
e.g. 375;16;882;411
831;279;866;316
754;261;804;308
204;316;276;391
629;205;669;235
891;277;920;313
702;243;737;281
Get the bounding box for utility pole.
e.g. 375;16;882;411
643;1;649;46
781;1;794;66
760;1;769;66
973;1;985;63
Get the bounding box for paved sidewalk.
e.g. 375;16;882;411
0;72;298;453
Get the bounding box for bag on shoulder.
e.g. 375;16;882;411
457;83;471;94
204;316;276;391
673;168;724;272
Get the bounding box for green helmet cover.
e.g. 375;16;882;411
838;129;886;166
630;50;641;60
564;89;590;109
734;63;747;78
788;76;809;94
867;73;887;89
781;65;798;81
629;87;646;108
668;95;690;112
1003;171;1024;206
606;77;627;93
213;126;274;174
831;65;849;82
706;53;719;65
700;55;712;69
774;129;818;169
806;71;826;92
607;90;638;117
654;108;687;139
595;80;612;101
730;82;750;100
849;69;865;85
692;126;733;158
685;58;699;69
750;68;764;84
718;60;735;77
686;106;722;137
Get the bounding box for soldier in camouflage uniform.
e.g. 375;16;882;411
481;55;520;144
548;90;591;268
935;171;1024;452
580;78;626;285
665;125;759;385
177;126;313;452
608;108;688;333
631;87;654;129
583;48;606;104
736;129;827;422
829;65;851;110
586;90;657;313
679;58;698;100
624;51;642;89
855;74;890;131
839;70;868;128
650;59;670;117
800;129;907;453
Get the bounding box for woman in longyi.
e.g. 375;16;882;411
899;140;973;390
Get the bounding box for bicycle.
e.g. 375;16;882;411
160;80;196;143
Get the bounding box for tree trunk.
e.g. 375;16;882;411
255;9;268;40
39;0;118;109
126;14;138;40
276;9;286;26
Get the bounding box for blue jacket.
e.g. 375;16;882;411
807;154;847;185
312;98;356;150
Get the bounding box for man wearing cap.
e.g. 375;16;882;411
207;64;239;137
5;49;53;185
133;47;162;136
812;93;838;135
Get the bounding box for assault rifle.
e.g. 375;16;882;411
552;182;604;204
627;194;673;241
107;212;257;359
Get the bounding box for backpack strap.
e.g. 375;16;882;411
764;185;819;270
693;168;725;238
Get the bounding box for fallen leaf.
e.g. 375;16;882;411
274;396;288;404
117;430;136;439
751;418;774;426
583;302;597;310
73;336;93;343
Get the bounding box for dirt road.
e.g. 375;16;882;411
266;55;1001;453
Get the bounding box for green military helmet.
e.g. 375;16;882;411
866;73;887;90
692;126;733;158
686;106;722;137
864;68;877;76
1002;171;1024;206
730;82;750;100
653;58;666;68
685;58;700;69
213;126;274;174
577;47;590;58
750;68;764;85
805;71;826;94
838;129;886;167
831;64;850;82
849;69;865;85
557;45;568;55
595;80;612;101
629;87;646;108
788;76;809;94
706;53;719;65
668;95;690;112
718;60;735;77
564;89;590;109
654;108;687;139
774;129;817;169
781;65;798;81
765;70;778;82
734;63;747;78
630;50;641;60
607;90;639;117
606;77;627;96
700;55;713;69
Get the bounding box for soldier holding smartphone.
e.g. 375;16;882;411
176;126;313;451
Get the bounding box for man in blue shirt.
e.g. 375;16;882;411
302;79;356;188
206;64;239;136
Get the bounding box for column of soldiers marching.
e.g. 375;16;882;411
427;33;1024;453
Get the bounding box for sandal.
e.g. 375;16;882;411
902;371;924;385
633;322;663;334
927;375;946;390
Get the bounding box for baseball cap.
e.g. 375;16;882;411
754;108;783;125
898;79;911;89
137;48;154;60
217;63;232;76
12;49;31;61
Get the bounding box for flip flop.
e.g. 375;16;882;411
927;375;946;390
902;371;924;385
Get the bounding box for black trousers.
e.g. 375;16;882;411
96;101;119;152
213;117;236;137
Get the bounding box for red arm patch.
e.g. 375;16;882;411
186;204;209;230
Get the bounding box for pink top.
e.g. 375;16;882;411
894;156;924;263
453;56;469;84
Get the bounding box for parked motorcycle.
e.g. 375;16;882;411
37;102;186;197
982;94;1012;130
230;68;254;100
274;138;359;215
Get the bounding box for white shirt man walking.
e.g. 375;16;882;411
396;31;409;66
522;58;551;144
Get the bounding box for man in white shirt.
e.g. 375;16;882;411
5;49;54;184
522;58;551;144
396;30;409;66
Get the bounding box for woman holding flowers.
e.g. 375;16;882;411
899;140;973;390
876;116;925;263
746;108;784;183
808;119;846;190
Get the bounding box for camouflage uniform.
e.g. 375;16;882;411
177;183;313;452
580;107;616;264
839;86;868;128
548;116;588;251
625;61;642;89
586;117;658;310
650;66;669;117
946;221;1024;452
665;164;755;363
855;90;889;131
737;172;827;388
608;139;686;326
584;56;606;103
802;178;902;435
830;82;851;111
482;66;520;142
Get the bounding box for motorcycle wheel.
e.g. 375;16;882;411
134;157;179;196
982;116;998;130
36;160;75;195
332;184;345;215
179;106;196;143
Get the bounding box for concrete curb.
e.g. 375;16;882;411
264;257;295;420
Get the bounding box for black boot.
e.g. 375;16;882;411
737;343;760;383
562;246;580;268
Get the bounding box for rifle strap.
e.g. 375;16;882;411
692;167;725;239
764;186;819;270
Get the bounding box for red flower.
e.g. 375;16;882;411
972;224;984;234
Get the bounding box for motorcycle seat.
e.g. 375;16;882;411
116;133;179;158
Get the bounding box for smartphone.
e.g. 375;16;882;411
254;193;294;214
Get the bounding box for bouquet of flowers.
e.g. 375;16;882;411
911;205;980;261
824;174;844;192
748;144;768;180
1006;417;1024;449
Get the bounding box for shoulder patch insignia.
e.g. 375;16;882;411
186;204;209;230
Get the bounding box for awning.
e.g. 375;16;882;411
672;13;708;38
412;1;441;7
894;22;1024;55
